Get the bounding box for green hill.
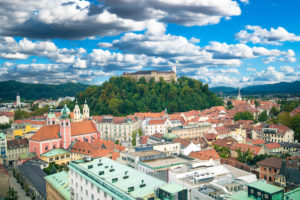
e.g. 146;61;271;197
77;76;223;116
210;86;238;94
0;80;88;100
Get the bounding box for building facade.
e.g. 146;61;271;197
29;105;99;158
168;123;211;139
95;116;140;142
122;70;177;83
6;138;29;165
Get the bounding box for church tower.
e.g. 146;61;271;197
16;92;21;107
82;99;90;119
73;99;81;122
47;105;57;125
237;88;242;101
60;104;71;149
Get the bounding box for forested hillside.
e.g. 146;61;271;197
77;76;223;116
0;80;88;100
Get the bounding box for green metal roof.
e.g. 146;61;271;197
44;171;70;200
248;180;283;194
0;132;6;140
229;191;256;200
19;152;36;160
69;157;183;200
284;187;300;200
41;148;69;158
158;183;185;194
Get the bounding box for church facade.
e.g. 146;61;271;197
29;104;99;158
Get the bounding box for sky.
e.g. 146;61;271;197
0;0;299;87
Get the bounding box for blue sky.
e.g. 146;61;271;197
0;0;299;87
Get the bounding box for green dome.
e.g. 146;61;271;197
162;132;178;142
47;105;56;118
60;104;70;119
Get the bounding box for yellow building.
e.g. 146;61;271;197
13;124;37;138
41;149;71;166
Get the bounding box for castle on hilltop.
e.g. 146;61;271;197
122;66;177;83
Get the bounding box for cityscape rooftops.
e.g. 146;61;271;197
44;171;70;200
139;156;192;170
7;138;29;149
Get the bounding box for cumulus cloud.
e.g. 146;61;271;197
0;0;243;39
246;67;256;72
280;66;294;74
105;0;241;26
236;25;300;45
205;42;296;63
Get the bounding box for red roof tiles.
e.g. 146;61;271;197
30;120;98;141
231;143;262;155
189;149;220;160
265;142;281;150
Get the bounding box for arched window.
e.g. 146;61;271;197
45;146;48;151
66;122;69;126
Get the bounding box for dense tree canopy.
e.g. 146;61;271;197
258;110;268;122
77;76;223;116
234;111;254;121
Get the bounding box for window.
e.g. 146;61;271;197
66;122;69;126
257;191;261;196
45;146;48;151
53;145;56;149
55;156;59;160
86;189;88;195
104;192;107;198
265;194;269;199
274;169;277;173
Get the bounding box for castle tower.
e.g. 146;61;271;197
47;105;57;125
73;99;81;121
82;99;90;119
16;92;21;107
60;104;71;149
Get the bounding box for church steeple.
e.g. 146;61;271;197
82;99;90;119
60;104;71;149
47;105;56;125
73;99;81;121
237;88;242;101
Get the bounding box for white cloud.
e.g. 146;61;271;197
246;67;256;72
280;66;294;74
236;25;300;45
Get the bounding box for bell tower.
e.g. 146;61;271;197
47;105;57;125
60;104;71;149
73;99;81;121
82;99;90;119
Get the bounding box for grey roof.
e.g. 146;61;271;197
278;161;300;185
279;142;300;148
18;160;47;198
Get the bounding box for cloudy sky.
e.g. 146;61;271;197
0;0;299;87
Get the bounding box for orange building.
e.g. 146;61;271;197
257;157;282;183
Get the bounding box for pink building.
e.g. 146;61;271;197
29;105;99;158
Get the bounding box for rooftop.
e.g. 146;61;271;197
140;156;191;170
158;183;184;194
69;157;181;199
41;148;69;158
248;180;283;194
0;132;5;140
44;171;70;200
130;150;163;157
284;187;300;200
257;157;282;169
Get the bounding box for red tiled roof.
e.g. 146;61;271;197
257;157;282;169
204;133;218;140
173;138;190;147
265;142;281;149
0;111;14;117
189;149;220;160
148;119;166;125
231;143;262;155
213;138;235;148
13;119;46;125
71;139;125;160
268;124;291;134
151;133;163;139
140;136;149;145
246;138;266;145
30;120;98;141
7;138;29;149
291;107;300;116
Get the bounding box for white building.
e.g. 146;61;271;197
69;157;187;200
0;115;9;124
96;116;140;142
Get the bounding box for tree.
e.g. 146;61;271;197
5;187;18;200
290;114;300;142
132;131;137;146
234;111;254;121
138;128;143;137
258;110;268;122
114;140;120;145
255;100;260;108
270;107;280;117
14;109;30;120
227;101;233;110
278;112;291;127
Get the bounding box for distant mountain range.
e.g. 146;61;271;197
210;81;300;95
0;80;89;101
